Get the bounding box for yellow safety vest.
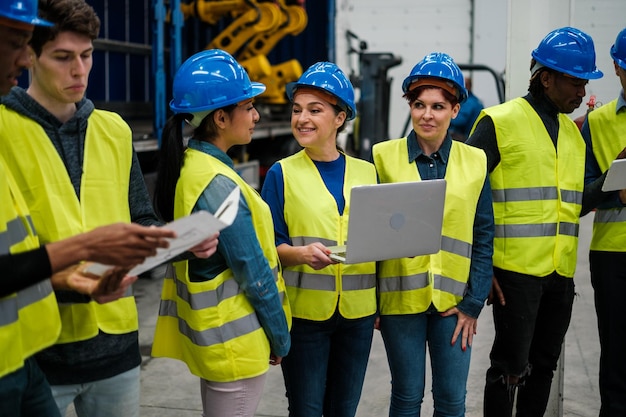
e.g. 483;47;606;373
587;99;626;252
0;156;60;378
476;97;584;277
152;148;291;382
279;150;377;320
372;138;486;314
0;108;137;343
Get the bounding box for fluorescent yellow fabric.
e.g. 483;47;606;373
152;148;291;382
587;99;626;252
0;156;60;378
279;150;377;320
476;97;584;277
0;108;137;343
373;138;486;314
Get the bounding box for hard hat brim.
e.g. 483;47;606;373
286;82;356;120
532;55;604;80
170;82;266;114
28;17;53;26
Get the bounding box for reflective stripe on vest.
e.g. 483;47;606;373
494;222;579;238
373;138;486;314
160;299;262;347
279;150;378;320
587;99;626;252
0;108;138;343
0;283;59;378
477;98;584;277
0;158;60;378
283;235;376;292
377;235;472;296
158;264;284;347
152;149;291;382
594;209;626;223
0;217;36;254
0;282;54;326
282;270;376;292
491;187;582;204
158;276;260;348
492;187;581;238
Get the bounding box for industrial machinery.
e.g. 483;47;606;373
177;0;307;105
159;0;403;186
345;30;402;160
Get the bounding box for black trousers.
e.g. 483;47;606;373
591;250;626;417
483;268;575;417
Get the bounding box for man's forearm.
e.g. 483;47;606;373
46;234;94;273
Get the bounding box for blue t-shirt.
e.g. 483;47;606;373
261;153;346;246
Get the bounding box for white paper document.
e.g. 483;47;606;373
84;186;240;276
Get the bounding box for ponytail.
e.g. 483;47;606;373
153;113;190;221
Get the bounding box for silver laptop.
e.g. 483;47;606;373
602;158;626;192
328;179;446;264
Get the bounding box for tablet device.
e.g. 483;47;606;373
602;159;626;192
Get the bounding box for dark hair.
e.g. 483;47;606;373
30;0;100;56
528;58;554;99
333;104;349;133
195;104;236;142
403;85;459;106
153;113;188;222
153;105;237;221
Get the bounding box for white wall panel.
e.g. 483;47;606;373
335;0;625;134
335;0;473;138
572;0;626;120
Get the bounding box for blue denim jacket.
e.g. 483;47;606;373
407;132;495;318
186;139;291;357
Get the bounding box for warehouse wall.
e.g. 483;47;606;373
334;0;626;137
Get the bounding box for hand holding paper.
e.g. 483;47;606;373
85;187;240;276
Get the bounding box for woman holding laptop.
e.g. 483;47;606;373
371;52;495;416
261;62;377;417
151;49;291;417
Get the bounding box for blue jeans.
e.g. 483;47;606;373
380;310;471;417
281;311;376;417
51;365;140;417
0;357;60;417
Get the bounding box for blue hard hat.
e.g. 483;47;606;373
286;62;357;121
531;26;603;80
610;27;626;70
0;0;52;26
170;49;266;114
401;52;468;103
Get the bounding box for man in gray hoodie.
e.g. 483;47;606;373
0;1;218;416
0;1;191;416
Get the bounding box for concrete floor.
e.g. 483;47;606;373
67;212;601;417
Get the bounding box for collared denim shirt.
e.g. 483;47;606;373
581;90;626;212
406;132;495;318
186;139;290;357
